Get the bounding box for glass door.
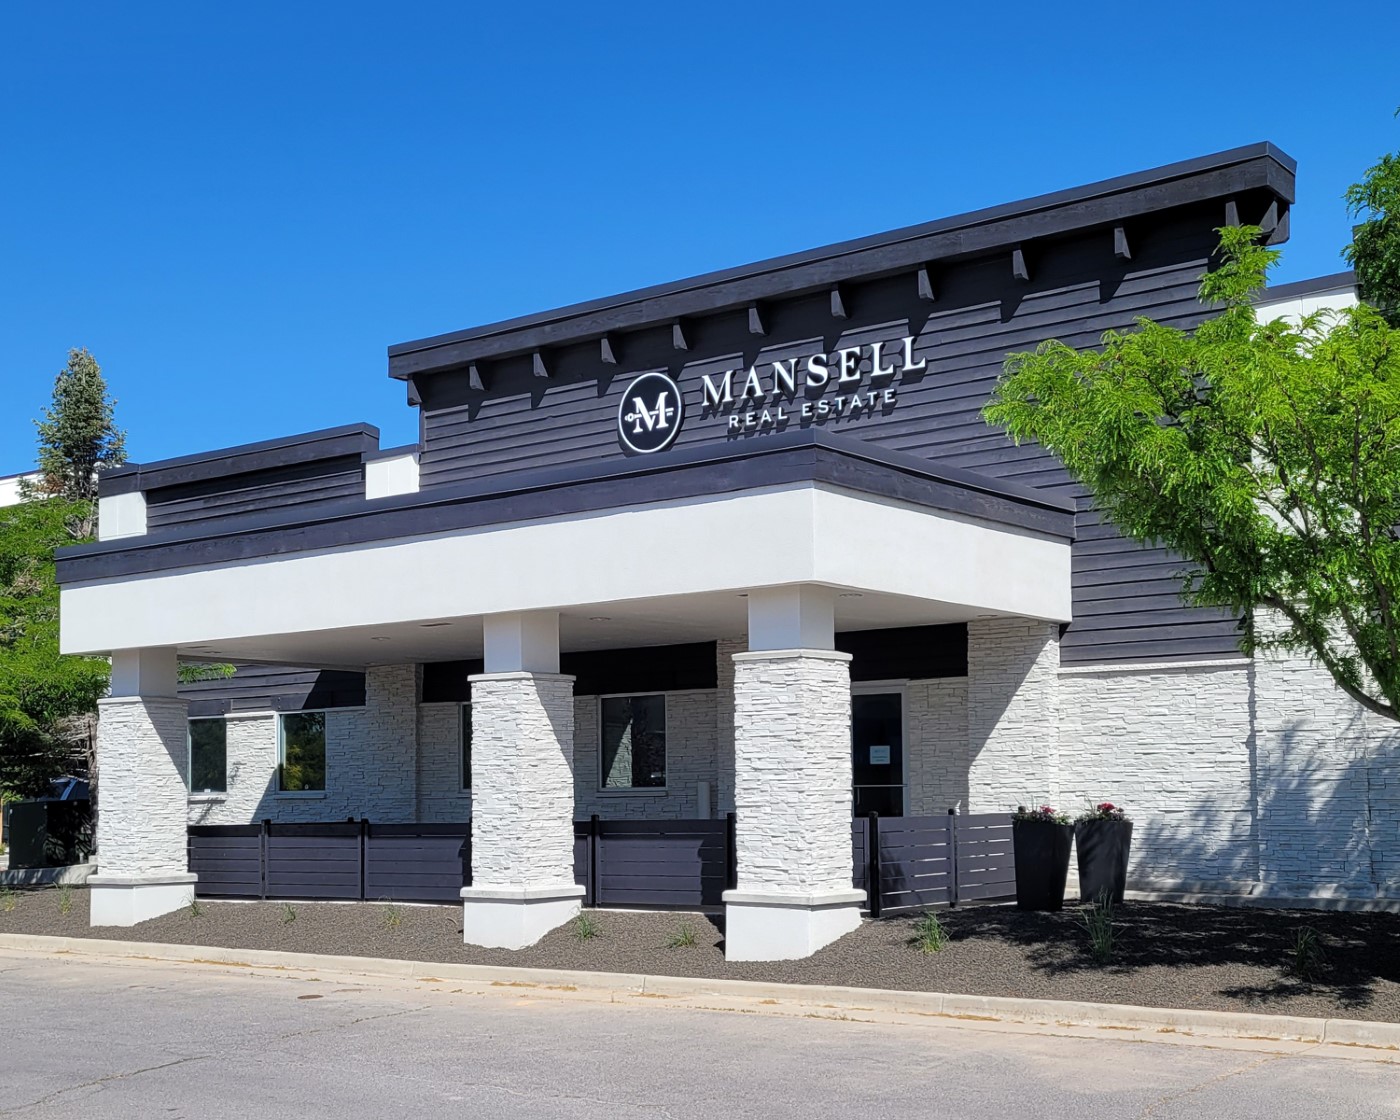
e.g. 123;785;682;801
851;691;904;817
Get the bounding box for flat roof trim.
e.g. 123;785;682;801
388;143;1295;375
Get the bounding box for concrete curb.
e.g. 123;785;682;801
1;932;1397;1050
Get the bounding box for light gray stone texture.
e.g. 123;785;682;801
905;677;970;815
731;650;853;894
967;618;1061;812
97;696;190;877
468;672;576;887
1058;660;1259;890
416;702;472;823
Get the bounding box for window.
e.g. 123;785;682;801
188;718;227;794
600;694;666;789
278;711;326;792
460;703;472;791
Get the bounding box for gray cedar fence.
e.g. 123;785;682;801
190;812;1013;912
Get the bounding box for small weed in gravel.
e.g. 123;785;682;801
667;921;698;949
1287;926;1328;981
0;887;15;914
186;896;206;919
280;902;298;925
909;912;949;954
572;913;601;942
381;903;403;931
56;884;74;916
1080;892;1116;963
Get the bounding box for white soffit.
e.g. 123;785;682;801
60;484;1072;656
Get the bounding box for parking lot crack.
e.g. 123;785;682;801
0;1053;213;1116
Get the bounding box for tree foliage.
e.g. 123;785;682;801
1344;114;1400;324
27;347;126;507
0;499;110;795
986;226;1400;723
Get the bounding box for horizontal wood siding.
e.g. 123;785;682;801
876;816;955;912
953;814;1017;903
418;209;1242;665
145;456;364;532
593;819;727;907
180;663;366;715
265;825;362;900
363;824;468;902
188;826;262;897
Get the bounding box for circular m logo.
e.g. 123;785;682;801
617;371;684;454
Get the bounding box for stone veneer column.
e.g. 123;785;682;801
89;648;198;926
460;611;584;948
966;618;1061;812
723;587;864;961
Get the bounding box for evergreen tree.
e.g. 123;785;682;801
27;347;126;506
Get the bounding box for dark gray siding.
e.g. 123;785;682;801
417;207;1241;665
146;456;365;532
179;664;366;717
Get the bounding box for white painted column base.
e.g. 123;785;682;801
88;873;198;926
461;883;586;949
722;888;865;961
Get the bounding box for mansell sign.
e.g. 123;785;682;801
616;333;925;454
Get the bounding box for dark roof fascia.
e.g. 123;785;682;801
1259;271;1355;302
57;430;1075;585
388;143;1296;379
100;423;381;497
361;442;421;464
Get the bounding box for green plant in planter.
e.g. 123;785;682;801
1012;804;1075;911
1074;802;1134;904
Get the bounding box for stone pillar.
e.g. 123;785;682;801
89;648;197;926
461;611;584;948
723;587;864;961
966;618;1061;813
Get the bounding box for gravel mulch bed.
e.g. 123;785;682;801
2;886;1398;1022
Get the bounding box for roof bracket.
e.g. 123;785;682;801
748;303;767;336
406;375;423;407
672;321;690;351
1011;245;1031;283
917;265;936;302
1113;225;1132;261
1258;200;1280;236
532;351;549;379
600;335;618;365
830;286;849;319
1224;198;1241;228
467;363;485;391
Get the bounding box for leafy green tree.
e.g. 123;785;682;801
1345;114;1400;323
26;347;126;510
0;499;110;796
985;226;1400;723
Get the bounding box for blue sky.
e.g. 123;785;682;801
2;2;1397;473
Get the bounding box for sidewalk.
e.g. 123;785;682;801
4;931;1398;1053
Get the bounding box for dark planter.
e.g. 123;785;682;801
1075;819;1133;904
1012;820;1074;911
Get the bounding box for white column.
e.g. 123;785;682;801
461;610;583;948
966;618;1061;812
89;647;197;926
723;586;864;961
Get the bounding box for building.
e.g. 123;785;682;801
54;143;1398;961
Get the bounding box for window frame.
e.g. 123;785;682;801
186;716;228;796
596;691;669;792
276;709;329;796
